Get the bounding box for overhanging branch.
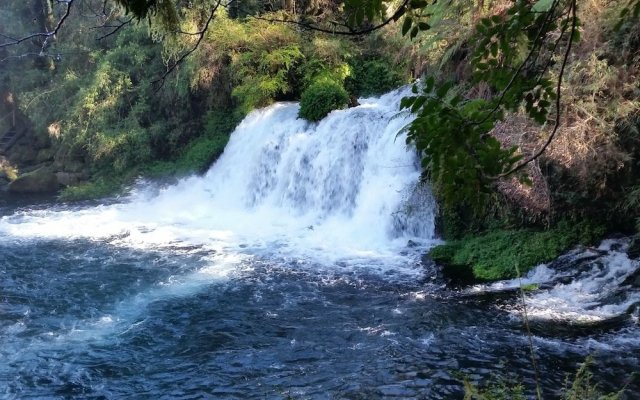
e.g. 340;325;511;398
248;0;410;36
499;0;578;178
152;1;221;89
0;0;75;51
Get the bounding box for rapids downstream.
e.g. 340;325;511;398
0;89;638;398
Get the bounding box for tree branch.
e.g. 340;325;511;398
499;0;578;178
0;0;75;50
248;0;410;36
0;52;57;64
93;17;134;41
152;1;221;89
470;0;562;128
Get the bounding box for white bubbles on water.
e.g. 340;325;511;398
0;87;437;278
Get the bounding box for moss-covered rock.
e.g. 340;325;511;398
8;165;59;194
430;221;606;282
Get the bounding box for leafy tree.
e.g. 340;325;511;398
2;0;638;205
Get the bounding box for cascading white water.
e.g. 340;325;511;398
468;240;640;325
0;87;437;275
1;85;636;324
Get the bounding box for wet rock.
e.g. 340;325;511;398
55;171;84;187
434;257;476;286
8;166;59;194
528;313;632;337
622;268;640;288
64;159;87;174
627;235;640;259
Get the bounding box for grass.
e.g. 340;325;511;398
59;177;125;201
462;356;624;399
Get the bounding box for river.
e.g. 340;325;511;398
0;89;638;398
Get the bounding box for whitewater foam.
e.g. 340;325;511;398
0;88;436;277
470;242;640;324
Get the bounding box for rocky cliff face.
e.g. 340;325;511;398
0;90;89;195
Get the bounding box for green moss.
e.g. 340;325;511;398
59;178;124;201
431;221;606;281
177;133;230;172
519;283;539;292
298;79;349;122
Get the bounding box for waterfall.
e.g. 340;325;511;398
0;87;437;273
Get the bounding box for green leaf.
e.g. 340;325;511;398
418;22;431;31
410;0;428;8
400;97;414;109
425;76;435;93
571;29;581;42
410;96;427;112
355;7;365;25
532;0;554;13
402;17;413;36
490;42;498;57
436;82;452;98
410;26;420;39
366;4;374;21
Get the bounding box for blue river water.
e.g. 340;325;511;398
0;217;638;398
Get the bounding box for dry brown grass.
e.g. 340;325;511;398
489;0;640;217
492;115;552;216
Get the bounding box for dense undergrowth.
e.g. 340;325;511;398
0;2;408;200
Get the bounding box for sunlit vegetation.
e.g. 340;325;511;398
299;78;349;122
430;221;605;281
384;0;640;262
1;2;408;199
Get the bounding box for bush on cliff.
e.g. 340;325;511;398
298;79;349;122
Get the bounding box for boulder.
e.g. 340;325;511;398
55;171;85;187
627;235;640;259
622;268;640;288
8;166;59;193
7;143;38;165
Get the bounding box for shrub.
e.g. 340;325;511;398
345;57;406;97
298;79;349;122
